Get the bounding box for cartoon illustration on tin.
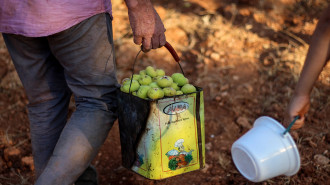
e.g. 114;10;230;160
165;139;194;170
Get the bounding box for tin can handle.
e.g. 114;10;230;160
164;42;180;63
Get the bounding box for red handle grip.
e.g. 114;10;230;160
164;42;180;63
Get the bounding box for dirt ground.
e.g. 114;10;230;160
0;0;329;184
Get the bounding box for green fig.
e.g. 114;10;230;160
156;69;165;77
120;79;140;93
146;66;157;77
139;70;146;76
122;78;131;85
171;83;180;91
176;90;183;95
163;87;177;97
171;73;188;86
149;82;160;88
157;76;173;88
137;85;151;99
138;75;152;85
181;84;196;94
131;74;140;81
147;87;164;99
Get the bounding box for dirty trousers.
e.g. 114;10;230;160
3;13;118;185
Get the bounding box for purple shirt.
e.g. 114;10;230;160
0;0;112;37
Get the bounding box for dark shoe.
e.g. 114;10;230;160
75;165;98;185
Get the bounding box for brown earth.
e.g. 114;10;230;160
0;0;329;184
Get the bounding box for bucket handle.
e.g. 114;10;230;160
283;116;300;135
128;42;185;93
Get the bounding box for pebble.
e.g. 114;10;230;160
201;163;211;173
243;83;253;93
21;156;34;171
314;154;329;165
308;140;317;148
210;53;220;61
236;116;252;129
220;84;229;91
4;147;21;161
205;142;212;150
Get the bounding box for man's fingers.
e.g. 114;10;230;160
152;34;166;49
159;33;166;46
134;36;143;45
139;34;166;52
142;37;152;52
151;37;159;49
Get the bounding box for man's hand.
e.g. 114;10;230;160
125;0;166;52
284;94;310;130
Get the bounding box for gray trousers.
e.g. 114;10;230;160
3;13;118;185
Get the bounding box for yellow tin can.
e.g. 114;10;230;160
117;88;205;180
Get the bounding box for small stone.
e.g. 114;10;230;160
308;140;317;148
233;76;239;80
21;156;34;171
201;163;211;173
210;53;220;61
236;117;252;129
205;142;212;150
221;92;228;97
243;83;253;93
314;154;329;165
245;24;253;30
204;58;212;65
218;154;231;170
4;147;21;161
239;8;251;16
220;84;229;91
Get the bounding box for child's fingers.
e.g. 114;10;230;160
290;116;305;130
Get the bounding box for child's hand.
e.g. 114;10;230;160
284;94;310;130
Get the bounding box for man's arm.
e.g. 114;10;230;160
124;0;166;52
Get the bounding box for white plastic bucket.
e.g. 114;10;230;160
231;116;300;182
